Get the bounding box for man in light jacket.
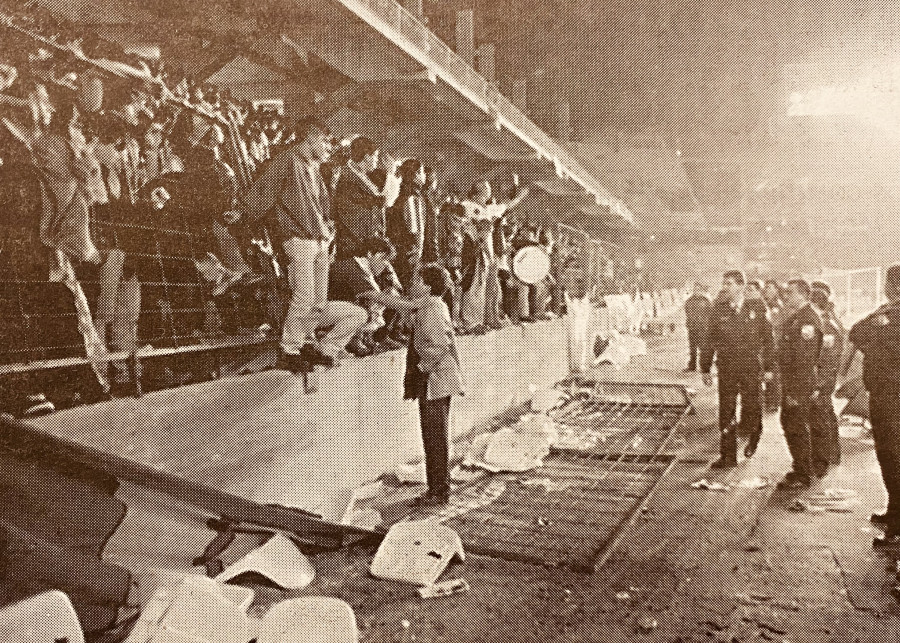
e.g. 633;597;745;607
404;263;465;506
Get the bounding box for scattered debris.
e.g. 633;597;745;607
735;592;762;606
691;479;731;491
370;520;464;586
217;534;315;590
397;461;427;484
594;331;648;367
518;477;576;492
517;414;560;445
417;578;471;599
788;489;861;513
737;476;771;489
478;427;551;472
635;614;658;633
449;463;483;483
786;499;826;513
531;388;568;413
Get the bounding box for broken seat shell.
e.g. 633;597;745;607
0;590;84;643
258;597;358;643
215;533;315;590
370;520;464;586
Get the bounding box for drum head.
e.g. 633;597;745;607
512;246;550;284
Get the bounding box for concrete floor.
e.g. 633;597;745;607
26;323;899;642
283;328;900;642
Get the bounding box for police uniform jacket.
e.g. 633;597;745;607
848;300;900;396
700;297;774;375
778;303;823;402
815;310;845;395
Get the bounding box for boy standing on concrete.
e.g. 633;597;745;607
404;264;465;506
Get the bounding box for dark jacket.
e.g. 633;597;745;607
778;303;823;402
815;308;845;395
700;297;774;375
459;229;483;293
849;300;900;396
241;147;331;243
386;185;424;256
420;193;440;265
684;293;712;334
331;167;385;258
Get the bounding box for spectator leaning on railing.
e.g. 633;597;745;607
236;116;335;367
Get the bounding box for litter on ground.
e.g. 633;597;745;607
691;479;731;491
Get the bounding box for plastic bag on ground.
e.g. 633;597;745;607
483;427;551;472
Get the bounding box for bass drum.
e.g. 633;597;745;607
512;245;550;285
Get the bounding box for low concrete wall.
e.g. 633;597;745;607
33;318;571;521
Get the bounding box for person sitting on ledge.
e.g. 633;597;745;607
282;236;424;371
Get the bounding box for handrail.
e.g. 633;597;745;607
333;0;634;224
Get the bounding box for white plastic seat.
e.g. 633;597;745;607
258;597;357;643
370;520;464;586
0;590;84;643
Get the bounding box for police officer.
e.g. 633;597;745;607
777;278;823;489
810;281;844;474
701;270;774;467
839;265;900;547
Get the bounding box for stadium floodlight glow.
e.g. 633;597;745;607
788;74;900;134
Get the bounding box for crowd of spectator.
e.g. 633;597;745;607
0;8;589;413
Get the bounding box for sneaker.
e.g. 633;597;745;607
21;393;55;418
710;457;737;469
299;344;335;368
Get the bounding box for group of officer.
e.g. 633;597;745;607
687;265;900;547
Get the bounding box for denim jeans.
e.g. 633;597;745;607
281;238;329;354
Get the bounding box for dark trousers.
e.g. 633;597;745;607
686;329;706;370
764;369;782;412
418;394;451;497
869;393;900;526
718;369;763;460
810;392;840;475
782;398;813;479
